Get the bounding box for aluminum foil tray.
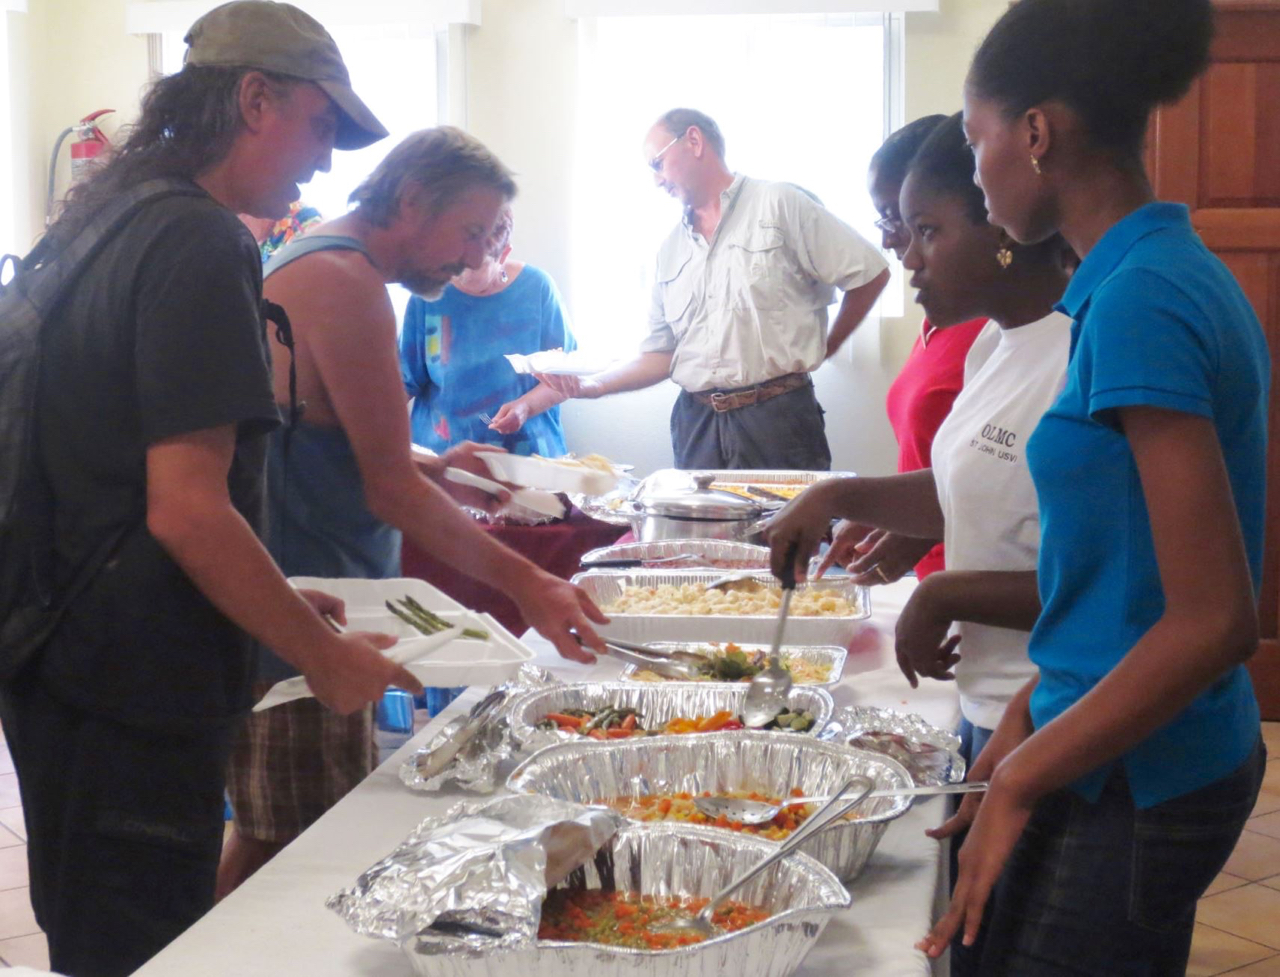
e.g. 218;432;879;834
507;682;835;751
579;539;772;570
619;642;847;688
507;732;911;883
570;569;870;646
642;469;855;507
402;822;850;977
820;705;966;787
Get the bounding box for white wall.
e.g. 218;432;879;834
7;0;1010;476
466;0;1011;478
10;0;150;252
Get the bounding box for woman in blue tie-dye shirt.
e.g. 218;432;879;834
399;207;575;457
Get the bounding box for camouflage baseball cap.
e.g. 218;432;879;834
184;0;389;151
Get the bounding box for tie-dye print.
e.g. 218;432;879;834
399;265;575;458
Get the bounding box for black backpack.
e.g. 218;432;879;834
0;178;206;680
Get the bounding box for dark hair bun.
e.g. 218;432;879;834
1110;0;1215;106
969;0;1214;156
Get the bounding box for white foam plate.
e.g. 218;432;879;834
479;452;618;496
504;349;615;376
279;578;536;694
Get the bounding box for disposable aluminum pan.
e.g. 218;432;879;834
401;822;850;977
821;705;967;788
579;539;772;570
618;642;847;688
641;469;855;509
507;682;835;752
571;569;870;646
507;732;912;883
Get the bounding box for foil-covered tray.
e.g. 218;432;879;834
507;682;835;751
579;539;772;570
618;641;847;688
571;569;870;646
402;822;850;977
820;705;966;787
399;665;563;794
568;473;641;528
507;732;911;883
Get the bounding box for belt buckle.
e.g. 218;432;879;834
709;391;732;412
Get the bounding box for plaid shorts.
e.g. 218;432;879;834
226;682;377;844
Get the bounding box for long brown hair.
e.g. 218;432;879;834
47;65;300;251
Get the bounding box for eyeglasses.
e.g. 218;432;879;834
874;214;905;235
648;131;686;173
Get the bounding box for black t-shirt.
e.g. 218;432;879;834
35;186;280;730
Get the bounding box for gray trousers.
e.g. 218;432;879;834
670;381;832;471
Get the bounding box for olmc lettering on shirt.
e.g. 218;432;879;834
970;423;1020;463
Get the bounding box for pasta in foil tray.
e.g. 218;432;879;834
603;580;855;617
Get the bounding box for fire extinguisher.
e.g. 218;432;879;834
45;109;115;225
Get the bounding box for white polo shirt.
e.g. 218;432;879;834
931;311;1071;729
641;175;887;393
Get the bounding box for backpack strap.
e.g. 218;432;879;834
20;177;208;315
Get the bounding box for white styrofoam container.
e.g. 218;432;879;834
571;570;870;646
287;577;534;686
479;452;618;496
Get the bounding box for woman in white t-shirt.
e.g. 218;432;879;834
769;111;1072;769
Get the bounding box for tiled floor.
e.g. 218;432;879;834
0;723;1276;972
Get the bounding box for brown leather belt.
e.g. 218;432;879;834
691;372;811;413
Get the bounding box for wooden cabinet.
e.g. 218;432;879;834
1146;1;1280;717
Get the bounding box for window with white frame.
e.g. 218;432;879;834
160;24;443;315
569;12;902;361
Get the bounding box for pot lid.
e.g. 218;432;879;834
639;473;763;520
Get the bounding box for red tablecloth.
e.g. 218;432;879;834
400;509;627;635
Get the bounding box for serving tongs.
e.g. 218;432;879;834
413;689;508;780
571;632;705;680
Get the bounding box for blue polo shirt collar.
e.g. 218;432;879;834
1057;202;1193;319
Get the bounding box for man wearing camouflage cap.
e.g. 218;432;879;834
0;4;404;974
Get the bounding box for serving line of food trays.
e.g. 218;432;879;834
571;568;870;645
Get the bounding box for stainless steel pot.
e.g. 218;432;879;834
629;474;767;542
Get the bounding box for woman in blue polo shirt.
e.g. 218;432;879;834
919;0;1268;972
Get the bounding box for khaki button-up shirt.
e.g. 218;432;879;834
641;174;887;393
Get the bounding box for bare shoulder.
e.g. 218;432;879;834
264;249;394;331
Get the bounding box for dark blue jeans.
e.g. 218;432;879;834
975;738;1266;976
670;381;831;470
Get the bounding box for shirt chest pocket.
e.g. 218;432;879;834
657;251;697;337
725;225;788;312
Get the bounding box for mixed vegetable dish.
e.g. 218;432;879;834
535;705;816;738
538;889;769;950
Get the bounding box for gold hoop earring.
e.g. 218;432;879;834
997;247;1014;270
1030;155;1042;176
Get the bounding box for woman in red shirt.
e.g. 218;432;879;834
821;117;987;583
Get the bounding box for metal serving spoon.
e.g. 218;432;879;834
740;543;798;728
692;781;990;826
655;776;873;940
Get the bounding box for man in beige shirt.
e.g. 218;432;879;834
542;108;890;470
